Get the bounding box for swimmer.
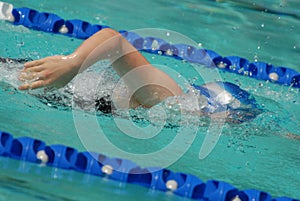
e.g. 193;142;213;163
19;28;182;108
17;28;260;122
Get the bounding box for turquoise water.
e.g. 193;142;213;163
0;0;300;200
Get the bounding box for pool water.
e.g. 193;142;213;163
0;0;300;200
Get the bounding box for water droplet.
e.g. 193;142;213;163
179;50;185;57
232;26;239;30
229;65;236;70
151;40;159;51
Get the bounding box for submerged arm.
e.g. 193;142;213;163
19;28;183;107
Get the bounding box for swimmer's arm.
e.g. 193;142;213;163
73;28;183;107
19;28;183;107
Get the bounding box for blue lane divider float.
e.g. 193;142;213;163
0;131;299;201
8;6;300;88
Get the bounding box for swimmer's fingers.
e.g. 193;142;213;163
18;71;45;82
18;71;35;81
20;66;44;75
24;59;45;68
18;80;46;90
24;66;45;72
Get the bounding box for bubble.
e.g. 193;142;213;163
151;40;159;51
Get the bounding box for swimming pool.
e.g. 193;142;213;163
0;0;299;200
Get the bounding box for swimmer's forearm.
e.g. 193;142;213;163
70;28;149;75
70;28;125;72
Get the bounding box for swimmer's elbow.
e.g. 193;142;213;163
98;28;121;37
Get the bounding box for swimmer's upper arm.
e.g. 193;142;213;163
112;49;183;107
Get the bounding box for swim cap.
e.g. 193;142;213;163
192;81;259;114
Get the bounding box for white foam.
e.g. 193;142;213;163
0;59;24;88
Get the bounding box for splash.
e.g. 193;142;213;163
0;58;299;138
0;58;27;88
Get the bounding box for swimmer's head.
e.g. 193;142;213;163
192;81;259;114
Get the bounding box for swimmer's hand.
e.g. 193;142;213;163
18;54;80;90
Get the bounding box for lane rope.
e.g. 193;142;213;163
0;131;298;201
